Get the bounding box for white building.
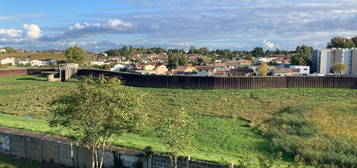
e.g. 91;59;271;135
0;58;15;65
0;48;6;53
312;48;357;75
290;66;310;76
110;64;126;72
16;60;31;66
195;66;215;76
31;59;57;66
90;61;106;66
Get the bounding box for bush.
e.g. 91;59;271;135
267;105;357;167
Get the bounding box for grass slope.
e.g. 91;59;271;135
0;154;41;168
0;75;356;165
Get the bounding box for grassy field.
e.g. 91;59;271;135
0;154;41;168
0;75;356;166
0;52;66;60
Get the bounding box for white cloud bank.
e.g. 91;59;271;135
263;40;274;49
0;24;41;43
42;19;133;41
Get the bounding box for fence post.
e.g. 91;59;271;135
186;155;191;168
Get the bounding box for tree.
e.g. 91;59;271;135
327;37;356;48
257;63;269;76
167;53;188;69
50;76;143;168
252;47;265;57
65;46;88;66
331;63;347;74
352;36;357;47
291;45;313;66
4;47;16;53
157;107;196;168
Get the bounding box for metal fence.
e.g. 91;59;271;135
77;69;357;90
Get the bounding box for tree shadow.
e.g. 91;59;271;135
16;77;46;81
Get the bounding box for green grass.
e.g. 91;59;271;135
0;75;356;166
0;154;41;168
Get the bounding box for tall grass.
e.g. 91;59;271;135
268;105;357;167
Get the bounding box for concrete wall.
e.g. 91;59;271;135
0;127;229;168
352;50;357;75
0;128;145;168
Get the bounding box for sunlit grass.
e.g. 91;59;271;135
0;75;356;165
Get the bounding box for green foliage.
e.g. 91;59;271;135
4;47;16;53
65;46;88;66
331;63;347;74
268;105;357;167
252;47;265;57
352;36;357;47
0;154;41;168
156;107;196;168
50;76;143;168
167;53;188;69
257;63;269;76
327;37;356;49
291;45;313;66
1;76;357;166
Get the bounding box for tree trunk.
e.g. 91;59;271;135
173;155;178;168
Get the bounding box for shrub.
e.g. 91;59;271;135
267;105;357;167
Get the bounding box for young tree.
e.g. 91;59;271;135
50;76;143;168
157;108;196;168
65;46;89;66
331;63;347;74
257;63;269;76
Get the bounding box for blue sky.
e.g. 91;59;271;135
1;0;357;51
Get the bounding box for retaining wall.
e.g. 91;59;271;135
0;127;227;168
77;69;357;90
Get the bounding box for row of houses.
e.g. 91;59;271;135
172;64;310;77
0;58;57;66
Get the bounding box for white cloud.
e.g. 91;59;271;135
263;40;274;48
42;19;134;41
0;24;41;43
24;24;41;39
0;29;22;38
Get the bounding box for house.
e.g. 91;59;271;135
143;64;155;71
214;63;227;71
214;70;226;77
225;61;240;69
16;59;31;66
290;66;310;76
195;66;215;76
272;68;300;76
107;57;122;64
172;65;196;75
0;48;6;53
154;65;168;75
228;68;255;76
90;60;106;66
30;59;57;66
110;64;126;72
256;57;275;64
135;70;156;75
0;58;15;65
238;59;251;66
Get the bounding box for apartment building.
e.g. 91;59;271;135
312;48;357;75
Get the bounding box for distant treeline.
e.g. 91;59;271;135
104;46;296;59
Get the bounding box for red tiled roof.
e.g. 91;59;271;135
195;65;214;70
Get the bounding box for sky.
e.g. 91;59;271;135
1;0;357;51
